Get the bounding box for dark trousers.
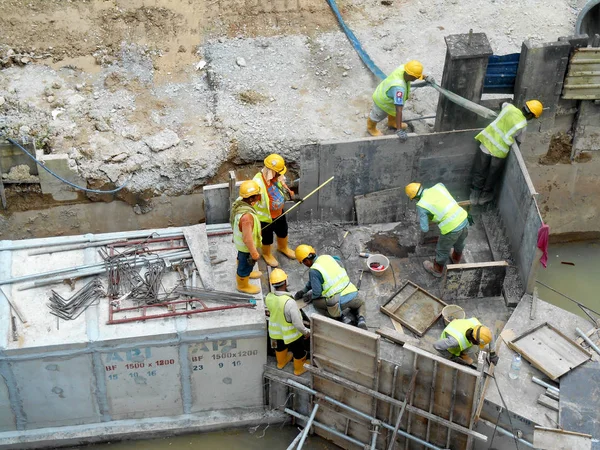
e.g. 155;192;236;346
236;251;254;277
276;337;307;359
472;149;506;193
261;214;288;246
436;226;469;266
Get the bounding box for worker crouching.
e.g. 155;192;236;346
294;244;367;330
434;318;496;366
231;180;263;295
265;268;310;376
405;182;469;278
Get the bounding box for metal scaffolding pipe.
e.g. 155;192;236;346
286;379;445;450
531;377;559;394
478;419;534;448
286;431;303;450
297;404;320;449
576;328;600;356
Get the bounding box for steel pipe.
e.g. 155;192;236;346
286;431;303;450
576;327;600;356
297;404;320;449
478;419;534;448
531;377;559;394
370;423;380;450
286;379;445;450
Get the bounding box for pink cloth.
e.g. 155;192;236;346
537;224;550;268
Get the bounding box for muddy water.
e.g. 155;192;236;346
80;426;335;449
536;240;600;319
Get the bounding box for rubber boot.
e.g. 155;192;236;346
276;236;296;259
367;118;383;137
478;190;494;205
249;270;262;279
275;349;293;369
469;188;480;205
387;115;408;130
293;355;308;376
450;250;462;264
357;316;367;330
423;260;444;278
236;274;260;295
262;244;279;267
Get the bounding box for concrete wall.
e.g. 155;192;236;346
298;130;480;223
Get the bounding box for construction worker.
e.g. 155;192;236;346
294;244;367;330
434;318;494;366
471;100;543;205
265;268;310;376
405;182;468;278
230;180;263;294
252;153;298;268
367;60;432;141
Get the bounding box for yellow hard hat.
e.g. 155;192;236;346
269;268;288;285
405;182;422;200
239;180;261;199
525;100;543;118
264;153;287;175
404;60;424;80
472;325;493;348
295;244;316;264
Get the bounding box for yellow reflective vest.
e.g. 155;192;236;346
372;65;411;116
311;255;357;298
475;104;527;158
232;208;262;253
265;292;303;344
416;183;467;235
441;318;481;356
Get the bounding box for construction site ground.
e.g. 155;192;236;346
0;0;584;208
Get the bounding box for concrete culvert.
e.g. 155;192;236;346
576;0;600;37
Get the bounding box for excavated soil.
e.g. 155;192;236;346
539;132;594;165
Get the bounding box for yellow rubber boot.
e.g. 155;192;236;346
388;115;408;129
293;355;308;376
249;270;262;279
236;274;260;295
275;350;293;369
277;236;296;259
262;244;279;267
367;118;383;137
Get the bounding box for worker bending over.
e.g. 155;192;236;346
434;318;496;366
265;269;310;376
230;180;263;294
406;182;469;278
471;100;543;205
252;153;298;267
367;60;432;141
294;244;367;330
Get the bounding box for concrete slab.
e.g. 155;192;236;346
444;261;508;300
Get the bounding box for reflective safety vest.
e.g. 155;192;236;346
265;292;303;344
416;183;467;235
372;65;411;116
441;317;481;356
311;255;358;298
475;104;527;159
252;173;273;223
233;209;262;253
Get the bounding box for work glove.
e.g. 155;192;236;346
292;194;304;203
424;75;436;84
396;129;408;143
488;351;499;366
294;289;307;300
304;291;313;303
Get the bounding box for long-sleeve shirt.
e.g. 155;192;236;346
480;102;526;155
433;335;460;353
275;291;309;336
416;183;468;233
304;266;357;305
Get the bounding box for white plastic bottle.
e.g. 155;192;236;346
509;353;522;380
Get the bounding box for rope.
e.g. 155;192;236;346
2;135;131;194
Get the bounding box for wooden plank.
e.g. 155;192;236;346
508;322;592;380
537;394;559;412
183;224;215;290
403;344;482;377
533;426;592;450
446;261;509;270
391;317;405;334
376;327;420;346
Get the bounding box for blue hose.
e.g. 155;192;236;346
3;136;130;194
326;0;387;80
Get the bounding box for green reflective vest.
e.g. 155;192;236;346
311;255;357;298
475;104;527;158
265;292;303;344
441;317;481;356
233;209;262;253
252;173;272;223
372;65;411;116
416;183;467;235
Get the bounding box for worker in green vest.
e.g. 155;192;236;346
434;318;495;366
293;244;367;330
367;60;432;141
230;180;263;294
252;153;299;268
265;268;310;376
470;100;543;205
405;182;469;278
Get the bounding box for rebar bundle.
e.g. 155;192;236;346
48;278;105;320
175;287;256;304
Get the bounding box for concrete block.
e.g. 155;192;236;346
203;182;231;225
434;33;493;132
443;261;508;300
0;142;37;177
37;151;86;201
354;187;406;225
573;100;600;153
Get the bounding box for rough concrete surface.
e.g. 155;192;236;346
0;0;581;205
